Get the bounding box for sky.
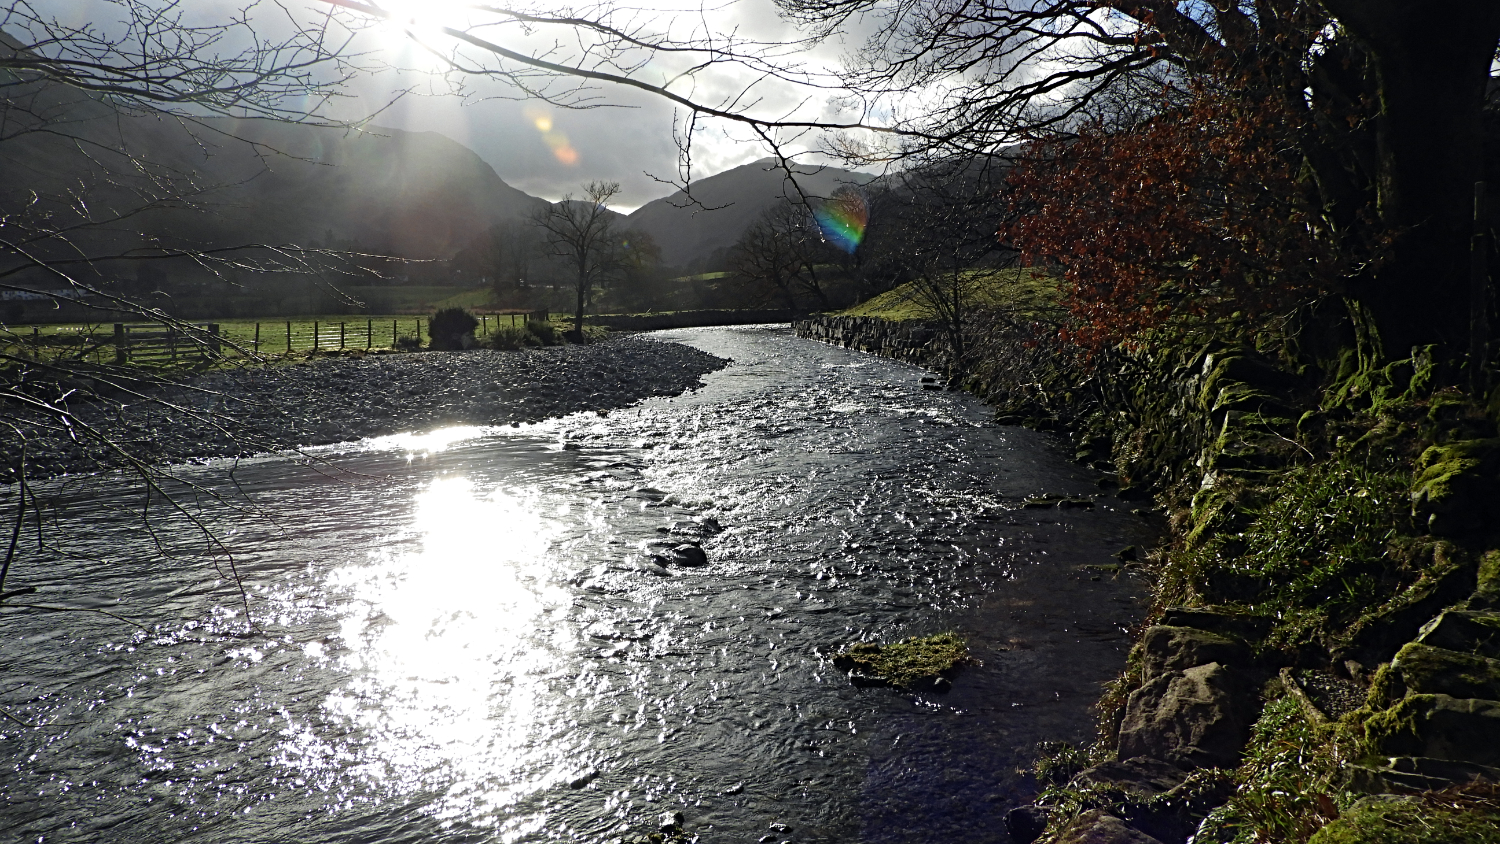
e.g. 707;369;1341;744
321;0;873;210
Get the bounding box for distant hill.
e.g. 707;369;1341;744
203;119;549;257
0;69;549;266
626;158;872;268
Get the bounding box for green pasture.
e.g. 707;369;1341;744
1;310;558;367
837;267;1059;321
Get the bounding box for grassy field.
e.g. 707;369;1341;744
837;267;1059;321
1;311;561;366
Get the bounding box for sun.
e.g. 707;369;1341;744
367;0;470;43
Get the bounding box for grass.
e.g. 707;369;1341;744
836;268;1059;321
1160;459;1412;647
342;284;486;313
1193;696;1353;844
832;632;970;689
1;311;572;369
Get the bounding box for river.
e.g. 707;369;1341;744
0;326;1147;843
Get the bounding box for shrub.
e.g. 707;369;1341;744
487;325;539;350
529;320;560;345
393;335;424;352
429;307;479;351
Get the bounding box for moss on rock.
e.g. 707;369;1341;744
1389;642;1500;701
832;632;969;690
1410;438;1500;536
1307;794;1500;844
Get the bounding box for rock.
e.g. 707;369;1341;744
1414;610;1500;658
659;810;684;832
1469;550;1500;610
1388;641;1500;700
1052;810;1164;844
1409;438;1500;536
1363;694;1500;766
1118;662;1255;769
1341;543;1476;668
1005;805;1050;844
1158;607;1272;642
1073;756;1190;798
1138;626;1252;683
1348;755;1500;793
667;543;708;567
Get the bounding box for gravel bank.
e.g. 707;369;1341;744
7;335;727;481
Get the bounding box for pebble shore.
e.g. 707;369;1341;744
6;335;728;481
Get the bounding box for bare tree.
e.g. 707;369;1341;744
453;219;546;304
534;181;622;340
729;200;835;310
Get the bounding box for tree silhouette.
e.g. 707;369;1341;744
534;181;623;340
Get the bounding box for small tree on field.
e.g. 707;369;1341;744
534;181;622;340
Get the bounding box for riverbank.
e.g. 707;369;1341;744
796;314;1500;844
3;335;727;482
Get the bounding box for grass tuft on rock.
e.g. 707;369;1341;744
1160;458;1413;647
832;632;969;689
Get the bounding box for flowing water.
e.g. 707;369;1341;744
1;326;1149;843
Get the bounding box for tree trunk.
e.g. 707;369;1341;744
575;259;588;341
1326;1;1500;359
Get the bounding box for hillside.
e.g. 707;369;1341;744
0;72;549;268
626;158;871;268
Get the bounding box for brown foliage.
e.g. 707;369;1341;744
1002;89;1355;350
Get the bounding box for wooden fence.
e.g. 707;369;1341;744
113;323;221;364
41;310;555;364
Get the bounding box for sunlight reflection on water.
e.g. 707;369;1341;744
360;425;492;456
301;477;572;835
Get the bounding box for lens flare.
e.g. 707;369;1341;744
813;191;868;253
523;106;579;166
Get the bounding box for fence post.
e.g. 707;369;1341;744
254;322;260;355
313;321;319;352
482;315;487;335
286;321;292;352
392;319;397;347
114;323;126;364
366;318;372;350
340;322;346;350
208;323;221;356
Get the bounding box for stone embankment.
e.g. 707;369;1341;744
797;312;1500;843
5;335;727;482
794;315;948;369
592;308;805;331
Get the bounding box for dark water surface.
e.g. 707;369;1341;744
1;326;1147;843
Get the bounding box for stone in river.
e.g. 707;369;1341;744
672;542;711;566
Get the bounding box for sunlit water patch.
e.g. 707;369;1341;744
0;326;1148;843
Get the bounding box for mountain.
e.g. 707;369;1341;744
0;67;549;268
201;119;550;257
625;158;872;268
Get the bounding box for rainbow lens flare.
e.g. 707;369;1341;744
813;192;868;253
